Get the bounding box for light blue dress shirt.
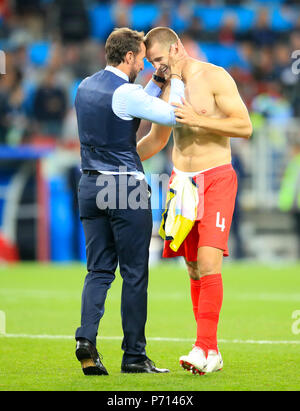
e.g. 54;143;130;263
106;65;184;126
98;66;184;178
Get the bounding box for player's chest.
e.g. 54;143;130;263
184;78;217;117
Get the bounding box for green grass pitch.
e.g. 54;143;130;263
0;261;300;391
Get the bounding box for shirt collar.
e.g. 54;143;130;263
105;65;129;82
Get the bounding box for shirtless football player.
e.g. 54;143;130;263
137;27;252;375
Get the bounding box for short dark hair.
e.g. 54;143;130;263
105;27;145;66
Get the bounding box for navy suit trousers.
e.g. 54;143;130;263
75;173;153;365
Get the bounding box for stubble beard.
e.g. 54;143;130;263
129;68;138;83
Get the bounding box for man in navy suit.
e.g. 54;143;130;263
74;27;185;375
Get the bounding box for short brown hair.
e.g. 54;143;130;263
144;27;178;49
105;27;145;66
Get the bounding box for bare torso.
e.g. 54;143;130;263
172;59;231;172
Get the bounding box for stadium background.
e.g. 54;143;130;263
0;0;300;393
0;0;299;265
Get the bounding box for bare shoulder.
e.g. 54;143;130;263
188;60;234;83
199;64;241;99
203;62;235;83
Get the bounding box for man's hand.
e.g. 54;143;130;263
156;65;167;79
151;65;168;88
168;40;188;79
172;97;200;127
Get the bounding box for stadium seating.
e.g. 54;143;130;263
27;41;50;67
224;7;256;31
194;6;227;31
198;43;248;70
88;4;114;41
271;7;294;31
131;4;160;30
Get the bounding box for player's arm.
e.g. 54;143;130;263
136;78;186;161
137;123;172;161
111;80;178;161
143;67;166;97
173;67;253;139
137;43;187;161
126;85;178;127
135;82;172;162
136;77;187;161
135;79;172;161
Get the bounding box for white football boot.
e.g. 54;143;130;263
205;350;223;373
179;346;207;375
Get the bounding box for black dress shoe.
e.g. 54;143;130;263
121;358;170;374
75;338;108;376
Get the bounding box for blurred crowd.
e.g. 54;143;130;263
0;0;299;261
0;0;299;146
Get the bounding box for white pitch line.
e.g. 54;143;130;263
0;333;300;345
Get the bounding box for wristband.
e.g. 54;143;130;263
152;74;166;84
170;73;182;80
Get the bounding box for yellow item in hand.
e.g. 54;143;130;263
159;174;199;252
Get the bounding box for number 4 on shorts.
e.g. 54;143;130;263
216;212;225;232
